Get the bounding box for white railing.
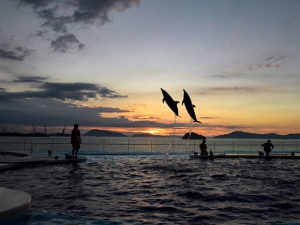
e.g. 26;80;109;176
0;138;299;156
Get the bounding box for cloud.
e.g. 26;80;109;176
18;0;141;25
200;117;219;119
13;76;48;83
51;33;84;52
209;74;242;79
0;98;130;128
0;48;34;61
17;0;141;51
211;87;256;92
248;55;287;71
198;86;260;96
0;79;127;102
0;97;192;133
265;56;275;61
273;55;287;62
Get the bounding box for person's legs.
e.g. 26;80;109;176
72;144;75;157
75;148;78;158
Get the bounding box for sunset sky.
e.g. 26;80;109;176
0;0;299;137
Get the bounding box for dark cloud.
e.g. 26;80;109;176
209;74;241;79
198;86;259;96
211;87;256;92
0;80;127;102
274;55;287;62
265;56;275;61
51;34;83;52
0;98;188;133
72;0;141;24
248;55;287;71
265;55;287;63
13;76;48;83
17;0;141;51
0;48;34;61
0;98;130;128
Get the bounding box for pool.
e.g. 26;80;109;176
1;155;300;224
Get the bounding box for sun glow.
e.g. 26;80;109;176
149;129;156;134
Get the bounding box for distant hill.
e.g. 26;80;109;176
182;132;206;139
214;131;300;139
131;133;165;138
83;129;127;137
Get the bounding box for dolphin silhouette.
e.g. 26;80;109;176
161;88;180;117
182;89;201;123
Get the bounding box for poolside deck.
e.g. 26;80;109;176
189;153;300;159
0;151;87;171
0;187;31;223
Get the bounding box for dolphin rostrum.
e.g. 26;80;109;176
182;89;201;123
161;88;180;117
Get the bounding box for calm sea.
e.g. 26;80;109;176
1;137;300;224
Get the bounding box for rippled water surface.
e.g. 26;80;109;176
1;155;300;225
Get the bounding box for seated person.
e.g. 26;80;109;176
199;139;208;155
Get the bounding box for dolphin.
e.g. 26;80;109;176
182;89;201;123
161;88;180;117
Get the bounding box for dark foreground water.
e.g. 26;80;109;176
1;155;300;225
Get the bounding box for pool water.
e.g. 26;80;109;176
1;155;300;224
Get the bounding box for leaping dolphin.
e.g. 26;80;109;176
182;89;201;123
161;88;180;117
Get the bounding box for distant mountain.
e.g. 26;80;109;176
214;131;300;139
182;132;206;139
131;133;165;138
83;129;127;137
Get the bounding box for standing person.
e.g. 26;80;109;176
71;124;81;159
199;139;208;155
261;140;274;156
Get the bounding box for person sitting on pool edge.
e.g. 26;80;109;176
199;139;208;155
71;123;82;159
261;140;274;156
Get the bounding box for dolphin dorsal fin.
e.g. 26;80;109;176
193;104;196;108
174;101;179;104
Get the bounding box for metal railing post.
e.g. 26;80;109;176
214;140;215;152
173;139;174;153
103;139;105;153
194;140;195;153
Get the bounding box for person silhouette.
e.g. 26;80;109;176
199;139;208;155
71;124;81;159
261;140;274;156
